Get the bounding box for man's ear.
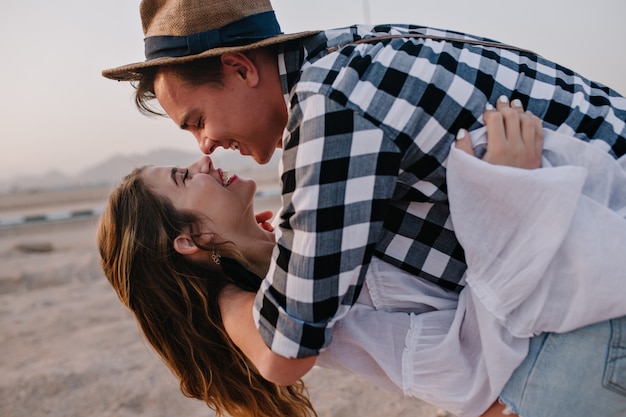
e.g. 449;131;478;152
173;234;200;255
221;52;259;86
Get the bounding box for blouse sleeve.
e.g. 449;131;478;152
316;295;524;417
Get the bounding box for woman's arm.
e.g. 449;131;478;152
449;96;626;337
467;98;529;417
218;284;316;386
481;401;513;417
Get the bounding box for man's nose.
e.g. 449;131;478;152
197;137;215;154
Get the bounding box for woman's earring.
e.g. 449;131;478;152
212;246;221;265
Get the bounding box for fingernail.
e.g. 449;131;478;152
525;110;533;116
512;99;523;108
456;128;467;140
498;95;509;104
485;103;494;110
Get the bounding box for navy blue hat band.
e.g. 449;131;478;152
144;10;283;60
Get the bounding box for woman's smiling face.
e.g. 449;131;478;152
141;156;257;240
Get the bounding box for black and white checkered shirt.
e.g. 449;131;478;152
253;24;626;358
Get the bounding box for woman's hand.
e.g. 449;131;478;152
455;96;543;169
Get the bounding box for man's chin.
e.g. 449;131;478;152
253;155;271;165
252;149;278;165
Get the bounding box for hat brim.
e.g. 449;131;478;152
102;30;320;81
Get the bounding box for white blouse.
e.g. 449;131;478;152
315;129;626;417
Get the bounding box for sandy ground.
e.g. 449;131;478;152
0;187;451;417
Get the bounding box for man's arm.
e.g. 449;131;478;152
254;93;401;358
218;284;316;385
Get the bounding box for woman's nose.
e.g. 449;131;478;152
187;156;212;175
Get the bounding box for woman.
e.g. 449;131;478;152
96;157;311;416
97;103;626;417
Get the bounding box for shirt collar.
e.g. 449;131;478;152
277;32;333;107
276;27;381;107
277;40;306;108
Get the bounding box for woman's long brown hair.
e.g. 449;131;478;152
97;167;316;417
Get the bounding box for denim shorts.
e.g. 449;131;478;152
499;315;626;417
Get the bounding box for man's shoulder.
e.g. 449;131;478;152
294;23;493;83
291;25;427;101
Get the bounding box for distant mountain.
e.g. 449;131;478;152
0;148;281;193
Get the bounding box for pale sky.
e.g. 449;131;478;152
1;0;624;180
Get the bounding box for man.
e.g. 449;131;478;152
103;0;626;385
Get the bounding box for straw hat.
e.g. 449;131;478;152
102;0;320;81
